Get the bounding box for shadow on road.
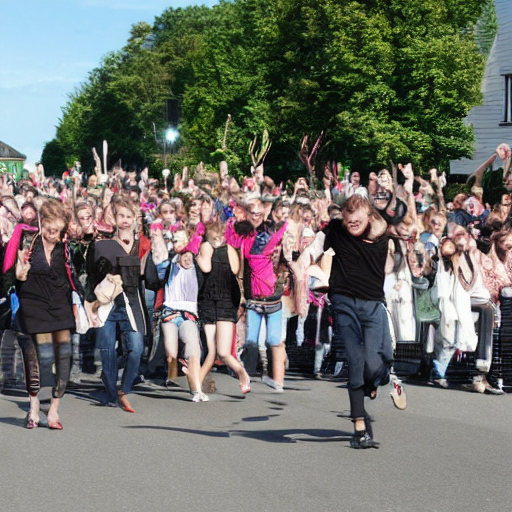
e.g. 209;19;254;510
0;415;25;428
124;425;352;443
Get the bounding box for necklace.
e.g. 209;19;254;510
116;227;133;247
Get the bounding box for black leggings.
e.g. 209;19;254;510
19;330;71;399
348;387;367;419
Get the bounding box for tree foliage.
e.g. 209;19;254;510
44;0;489;180
41;139;68;177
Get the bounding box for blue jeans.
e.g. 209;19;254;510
243;305;282;374
246;307;282;347
96;303;144;403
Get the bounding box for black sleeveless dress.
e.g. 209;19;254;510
199;245;240;324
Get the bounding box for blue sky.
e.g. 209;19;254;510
0;0;217;171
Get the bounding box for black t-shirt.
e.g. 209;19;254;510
323;219;388;302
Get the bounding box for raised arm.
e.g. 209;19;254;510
196;241;214;273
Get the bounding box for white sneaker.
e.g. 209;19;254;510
273;383;284;393
262;375;284;392
390;381;406;410
191;391;209;402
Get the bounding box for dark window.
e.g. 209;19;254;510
501;74;512;125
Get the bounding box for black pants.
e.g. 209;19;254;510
331;294;393;419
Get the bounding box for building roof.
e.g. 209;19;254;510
0;140;26;160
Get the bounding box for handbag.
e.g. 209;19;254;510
413;277;440;323
72;291;90;334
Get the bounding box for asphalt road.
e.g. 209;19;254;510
1;372;511;512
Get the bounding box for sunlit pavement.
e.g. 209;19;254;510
1;372;511;512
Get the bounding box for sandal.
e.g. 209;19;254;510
239;372;251;394
118;392;136;413
240;382;251;394
24;415;39;429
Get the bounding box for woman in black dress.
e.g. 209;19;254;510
196;221;250;394
17;199;75;429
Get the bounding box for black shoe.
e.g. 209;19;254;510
350;430;379;449
82;363;97;375
132;374;145;386
364;416;373;440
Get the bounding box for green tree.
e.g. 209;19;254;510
48;0;489;181
41;139;68;177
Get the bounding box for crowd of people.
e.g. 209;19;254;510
1;147;512;448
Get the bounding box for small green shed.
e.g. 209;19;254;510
0;140;26;180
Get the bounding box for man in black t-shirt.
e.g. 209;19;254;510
324;195;395;449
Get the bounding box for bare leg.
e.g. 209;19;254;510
28;394;40;425
200;323;217;383
47;398;61;428
216;321;250;392
180;356;203;396
354;418;365;431
271;343;287;385
162;322;180;386
161;322;179;362
186;355;202;393
167;358;178;381
179;321;207;400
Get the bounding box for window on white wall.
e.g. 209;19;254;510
501;74;512;125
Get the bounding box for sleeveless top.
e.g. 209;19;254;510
200;245;240;304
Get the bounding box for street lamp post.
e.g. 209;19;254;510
164;128;179;168
162;168;170;193
162;128;179;192
153;124;180;168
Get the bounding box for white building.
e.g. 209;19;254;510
450;0;512;175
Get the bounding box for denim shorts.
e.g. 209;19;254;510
160;307;197;328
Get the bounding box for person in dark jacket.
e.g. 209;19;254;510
86;197;145;413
